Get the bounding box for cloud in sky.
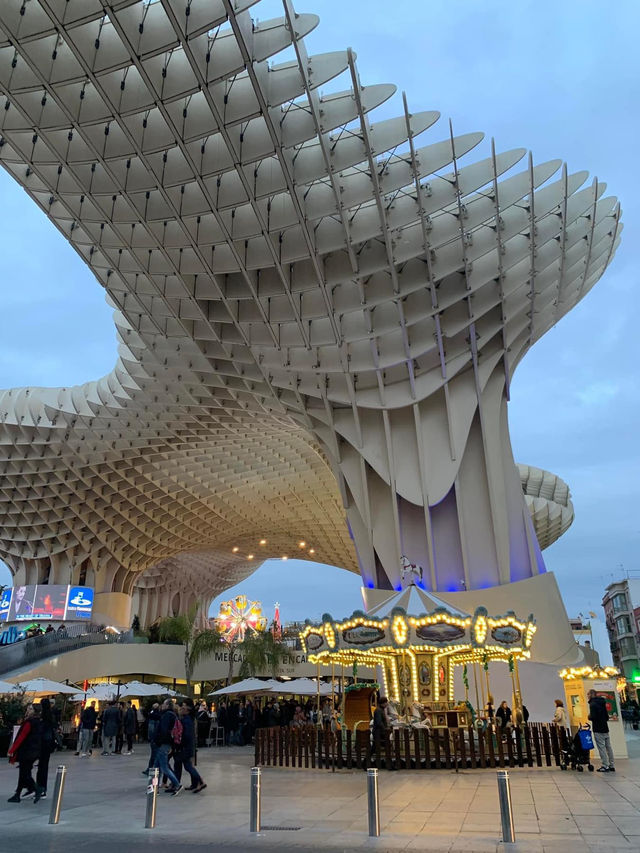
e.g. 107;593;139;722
0;0;639;623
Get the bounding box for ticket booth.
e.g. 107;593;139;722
560;667;628;761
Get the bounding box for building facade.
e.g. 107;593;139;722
0;0;621;632
602;578;640;681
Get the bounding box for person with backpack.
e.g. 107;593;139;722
7;703;44;803
153;699;182;795
174;700;206;793
35;698;57;798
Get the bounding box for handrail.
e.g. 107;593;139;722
0;625;133;675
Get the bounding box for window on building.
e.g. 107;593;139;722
619;636;637;657
612;593;628;612
616;615;632;636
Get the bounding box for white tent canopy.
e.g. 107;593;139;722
0;679;17;694
209;678;280;696
268;678;334;697
8;677;79;696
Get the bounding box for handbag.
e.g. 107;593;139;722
578;725;594;751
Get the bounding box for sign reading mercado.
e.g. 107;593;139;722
0;585;94;623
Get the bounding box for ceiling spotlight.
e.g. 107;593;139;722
282;556;288;561
259;539;267;545
232;546;239;553
309;548;315;555
299;541;306;548
247;554;254;560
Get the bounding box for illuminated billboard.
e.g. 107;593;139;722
0;585;94;623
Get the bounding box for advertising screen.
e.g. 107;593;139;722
0;588;12;622
65;586;94;620
8;585;37;621
0;585;94;623
33;586;68;621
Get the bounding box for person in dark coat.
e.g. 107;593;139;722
114;701;125;754
153;699;182;794
8;704;43;803
196;702;211;748
36;698;57;797
174;701;206;793
366;697;390;768
588;689;615;772
77;701;97;756
101;700;121;755
143;703;161;774
496;701;512;729
123;701;137;754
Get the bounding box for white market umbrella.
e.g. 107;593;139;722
209;678;280;696
269;678;334;697
69;683;121;702
9;677;79;696
144;683;185;697
0;679;17;694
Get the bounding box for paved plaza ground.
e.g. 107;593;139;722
2;733;640;853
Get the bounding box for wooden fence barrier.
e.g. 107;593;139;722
255;722;572;772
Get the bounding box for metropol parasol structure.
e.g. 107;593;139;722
0;0;620;634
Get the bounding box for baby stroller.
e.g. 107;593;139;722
560;724;594;772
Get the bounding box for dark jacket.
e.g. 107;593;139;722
588;696;609;733
147;708;161;741
155;709;178;746
40;715;57;756
124;707;137;735
496;705;512;727
10;717;42;763
102;705;121;738
372;706;389;736
81;707;97;730
178;713;196;758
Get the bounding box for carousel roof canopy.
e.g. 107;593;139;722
366;584;469;619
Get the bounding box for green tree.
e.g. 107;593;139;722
158;606;224;695
238;630;289;679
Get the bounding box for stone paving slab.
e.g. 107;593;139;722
0;734;639;852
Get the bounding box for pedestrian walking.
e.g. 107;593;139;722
36;698;57;798
153;699;182;795
77;701;97;756
123;700;137;754
114;701;125;754
7;703;44;803
588;689;615;772
142;703;161;775
174;701;206;793
553;699;568;728
101;700;121;755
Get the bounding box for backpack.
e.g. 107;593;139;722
171;716;183;746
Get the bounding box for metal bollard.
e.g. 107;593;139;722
497;769;515;843
145;768;159;829
48;765;66;825
367;767;380;837
250;766;261;833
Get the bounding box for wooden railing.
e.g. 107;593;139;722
255;723;572;771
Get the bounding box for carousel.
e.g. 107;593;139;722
300;585;536;731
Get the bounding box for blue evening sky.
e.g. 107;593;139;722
0;0;638;627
